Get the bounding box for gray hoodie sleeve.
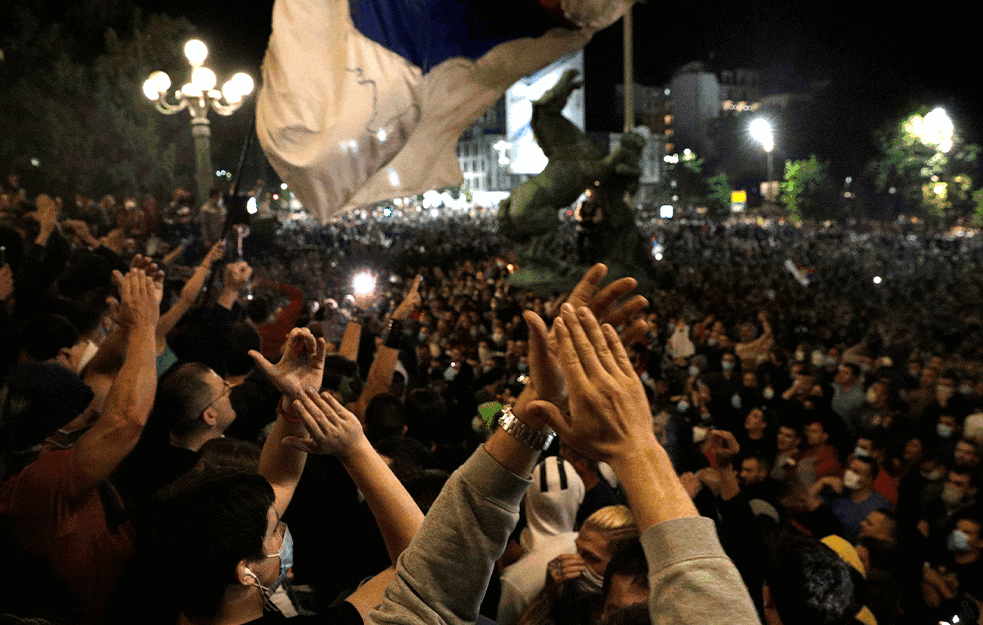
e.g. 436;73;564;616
367;445;531;625
642;516;761;625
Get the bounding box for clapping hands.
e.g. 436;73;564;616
250;327;327;400
283;387;369;458
527;303;654;464
522;263;648;410
113;268;160;330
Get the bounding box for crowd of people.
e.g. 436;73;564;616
1;176;982;625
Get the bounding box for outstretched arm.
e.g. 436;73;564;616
349;275;421;421
369;265;648;625
68;269;159;500
156;241;225;343
288;386;424;619
252;327;327;516
217;261;251;310
527;304;759;625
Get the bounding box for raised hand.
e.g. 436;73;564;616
543;553;587;600
129;254;165;303
224;260;252;292
285;387;369;457
249;327;327;400
522;310;566;408
33;194;60;230
202;240;226;268
528;303;654;464
113;269;160;331
558;263;648;347
63;220;99;247
707;429;741;466
522;264;648;410
391;274;422;319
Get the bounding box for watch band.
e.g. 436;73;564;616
497;405;556;451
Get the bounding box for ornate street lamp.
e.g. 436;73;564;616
143;39;254;203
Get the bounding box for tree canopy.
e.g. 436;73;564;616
0;0;215;199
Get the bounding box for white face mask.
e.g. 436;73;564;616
77;340;100;372
575;564;605;595
692;426;708;444
842;469;862;490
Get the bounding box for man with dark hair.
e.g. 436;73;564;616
808;454;892;542
858;508;898;547
920;467;978;542
114;362;237;508
599;540;648;621
147;328;424;625
152;469;276;619
157;363;237;447
739;453;781;506
922;508;983;615
953;437;981;471
798;418;844;488
13;313;83;367
831;362;865;435
0;269;159;623
364;392;406;444
764;537;862;625
772;419;803;481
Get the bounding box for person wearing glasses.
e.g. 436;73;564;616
113;361;238;511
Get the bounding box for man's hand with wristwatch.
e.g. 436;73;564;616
489;264;648;464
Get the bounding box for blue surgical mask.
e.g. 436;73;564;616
688;366;700;377
937;423;955;439
252;523;294;602
677;400;689;413
763;387;775;400
271;524;294;592
721;361;734;372
948;529;972;553
517;362;529;373
731;394;742;410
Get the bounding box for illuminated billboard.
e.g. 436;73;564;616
505;51;585;175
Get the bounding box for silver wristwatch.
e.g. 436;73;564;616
497;405;556;451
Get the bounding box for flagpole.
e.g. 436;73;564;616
623;4;634;133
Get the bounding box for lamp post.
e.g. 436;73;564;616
143;39;254;203
749;118;775;201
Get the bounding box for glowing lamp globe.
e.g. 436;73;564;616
191;67;217;92
143;71;171;100
184;39;208;65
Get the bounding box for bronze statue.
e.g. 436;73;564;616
497;69;651;291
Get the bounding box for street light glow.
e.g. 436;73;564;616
184;39;208;65
142;71;171;100
749;118;774;152
191;67;217;92
144;41;253;203
352;271;376;296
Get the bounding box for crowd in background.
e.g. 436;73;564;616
1;175;982;625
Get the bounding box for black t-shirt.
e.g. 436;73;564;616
246;601;363;625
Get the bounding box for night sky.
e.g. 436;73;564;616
138;0;981;170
